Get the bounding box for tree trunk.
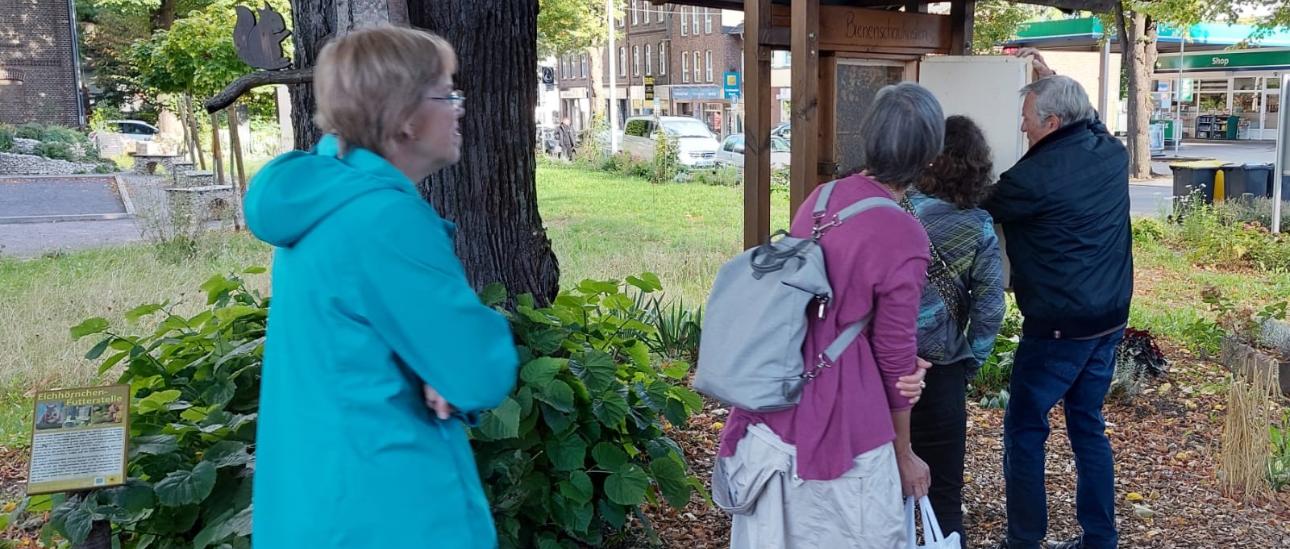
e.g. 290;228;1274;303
228;105;248;231
185;95;207;170
409;0;560;303
287;0;337;150
151;0;180;30
1117;4;1155;179
211;112;226;186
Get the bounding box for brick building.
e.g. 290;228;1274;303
556;2;791;137
0;0;85;127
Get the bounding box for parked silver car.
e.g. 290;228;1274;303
715;134;791;170
619;116;720;168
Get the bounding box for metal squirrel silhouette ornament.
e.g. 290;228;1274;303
233;3;292;70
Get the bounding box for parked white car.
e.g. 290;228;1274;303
619;116;720;168
91;120;161;157
715;134;791;170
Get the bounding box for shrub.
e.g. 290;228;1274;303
15;122;44;140
694;166;740;187
1268;410;1290;491
1108;328;1168;400
13;270;268;547
970;295;1021;405
0;123;14;152
635;295;702;362
650;129;680;184
474;274;702;547
34;141;75;161
1131;217;1166;244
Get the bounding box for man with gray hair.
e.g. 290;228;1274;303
983;61;1133;549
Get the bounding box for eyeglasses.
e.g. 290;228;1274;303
425;90;466;108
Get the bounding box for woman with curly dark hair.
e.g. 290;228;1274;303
904;115;1007;548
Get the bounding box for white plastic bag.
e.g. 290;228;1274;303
905;496;961;549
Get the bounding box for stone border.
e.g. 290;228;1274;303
0;174;136;224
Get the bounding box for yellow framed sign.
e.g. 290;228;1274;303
27;385;130;495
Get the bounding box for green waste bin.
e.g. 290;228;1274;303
1225;116;1240;140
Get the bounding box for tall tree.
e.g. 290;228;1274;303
972;0;1055;54
283;0;560;303
411;0;560;303
537;0;611;57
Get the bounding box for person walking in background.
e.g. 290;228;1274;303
985;72;1133;549
906;115;1007;549
244;26;518;548
556;116;577;160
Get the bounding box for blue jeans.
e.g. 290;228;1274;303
1004;330;1123;549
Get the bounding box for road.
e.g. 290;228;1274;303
1130;184;1173;218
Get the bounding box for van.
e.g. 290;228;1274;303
619;116;720;168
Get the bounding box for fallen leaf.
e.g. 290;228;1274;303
1127;492;1145;502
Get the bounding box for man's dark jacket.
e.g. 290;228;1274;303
983;118;1133;340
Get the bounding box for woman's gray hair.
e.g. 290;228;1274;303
1020;75;1095;127
859;82;945;189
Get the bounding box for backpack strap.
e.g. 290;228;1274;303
801;315;872;380
811;181;902;240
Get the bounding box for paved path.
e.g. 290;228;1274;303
0;174;165;259
0;176;126;218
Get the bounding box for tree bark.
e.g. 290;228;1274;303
151;0;180;31
409;0;560;303
1117;4;1155;179
211;112;226;186
287;0;337;150
228;104;248;230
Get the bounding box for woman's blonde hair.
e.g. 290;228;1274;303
313;25;457;155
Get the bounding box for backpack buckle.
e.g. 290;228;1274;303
811;215;841;239
801;353;833;379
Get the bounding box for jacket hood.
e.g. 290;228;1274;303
244;135;418;247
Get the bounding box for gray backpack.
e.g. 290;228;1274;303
693;181;901;412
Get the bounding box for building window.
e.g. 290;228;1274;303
693;51;701;83
633;45;640;77
706;50;713;82
772;50;790;68
643;1;650;23
682;54;689;83
705;8;713;33
645;45;653;76
692;8;701;35
581;54;588;79
680;7;688;36
619;47;627;76
631;1;638;25
659;41;667;76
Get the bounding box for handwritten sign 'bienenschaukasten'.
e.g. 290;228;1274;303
27;385;130;494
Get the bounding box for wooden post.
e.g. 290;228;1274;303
950;0;975;55
789;0;820;214
818;54;837;182
210;112;226;188
905;0;927;12
227;105;248;231
743;0;773;250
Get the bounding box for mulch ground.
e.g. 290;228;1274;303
648;351;1290;548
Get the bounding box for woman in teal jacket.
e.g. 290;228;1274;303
245;27;518;548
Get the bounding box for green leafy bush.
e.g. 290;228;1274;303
15;122;44;140
15;271;702;548
1131;217;1166;244
473;274;703;548
971;295;1021;405
0;123;14;152
650;129;681;184
21;270;267;548
1268;410;1290;491
635;295;702;362
35;141;75;161
694;166;740;187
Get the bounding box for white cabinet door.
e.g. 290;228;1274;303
919;55;1032;288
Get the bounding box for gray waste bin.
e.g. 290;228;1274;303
1220;163;1273;199
1170;162;1222;202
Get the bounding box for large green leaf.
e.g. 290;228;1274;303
154;461;217;506
591;442;628;470
661;360;691;380
520;357;566;386
572;350;616;393
202;441;252;469
137;390;182;415
536;379;575;413
650;456;692;508
670;386;705;414
84;338;111;360
545;434;587;472
598;500;627;530
625;273;662;293
477;397;522;440
61;500;95;544
130;434;178;458
480;283;508;307
200;378;236;407
193;504;253;549
592;390;629;428
540;404;574;435
124;303;166;324
524;327;566;355
558;471;594;504
604;463;650;506
70;317;109;340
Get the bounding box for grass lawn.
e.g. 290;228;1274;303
0;163;1280;449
